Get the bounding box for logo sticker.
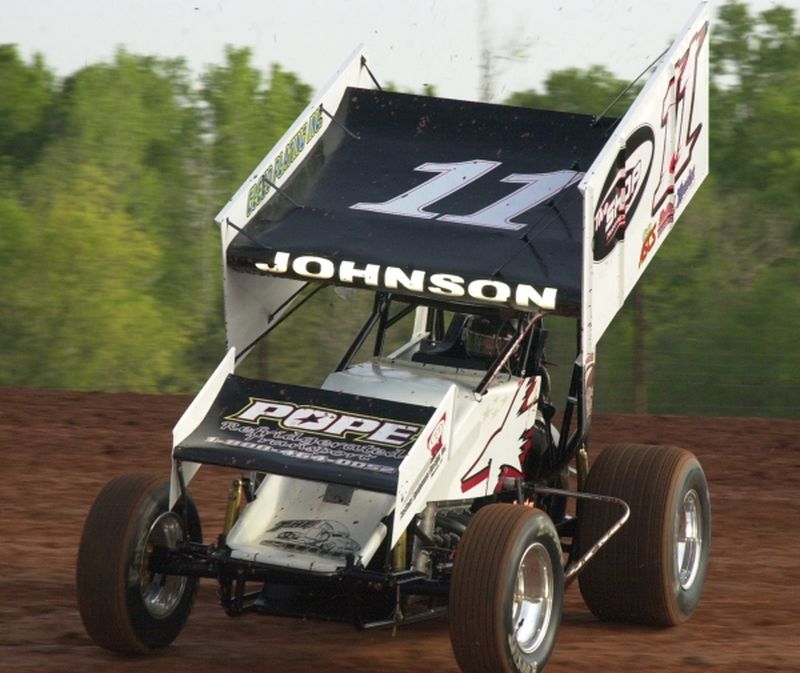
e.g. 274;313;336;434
226;397;422;448
593;125;655;261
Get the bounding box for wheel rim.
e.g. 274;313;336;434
512;542;554;654
140;511;188;618
675;488;703;590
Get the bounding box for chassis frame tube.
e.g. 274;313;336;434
532;485;630;584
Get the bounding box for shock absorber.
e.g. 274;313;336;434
223;478;248;536
392;531;408;571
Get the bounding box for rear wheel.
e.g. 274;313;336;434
450;504;564;673
76;473;201;654
576;444;710;625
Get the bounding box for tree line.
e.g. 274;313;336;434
0;1;796;417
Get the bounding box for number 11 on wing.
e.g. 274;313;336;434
351;159;583;231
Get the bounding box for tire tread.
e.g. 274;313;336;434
450;504;561;673
76;473;199;654
577;444;700;625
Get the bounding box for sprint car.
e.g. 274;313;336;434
77;7;712;672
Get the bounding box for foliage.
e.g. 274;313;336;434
506;65;637;119
511;1;799;417
0;46;312;392
26;167;187;390
0;46;56;172
202;48;312;202
0;1;797;418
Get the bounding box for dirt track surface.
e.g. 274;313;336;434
1;387;799;672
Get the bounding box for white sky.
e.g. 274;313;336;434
3;0;797;102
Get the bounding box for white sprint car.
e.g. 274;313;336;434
77;6;712;672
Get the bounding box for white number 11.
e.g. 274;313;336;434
350;159;583;231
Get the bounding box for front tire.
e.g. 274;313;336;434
576;444;710;626
76;473;201;654
450;504;564;673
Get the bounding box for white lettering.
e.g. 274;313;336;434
251;251;558;311
326;415;381;437
467;279;511;303
283;408;338;431
339;260;381;286
368;422;419;446
515;284;557;311
255;251;290;274
383;267;425;292
292;255;335;279
351;160;499;219
441;170;583;230
428;273;465;297
235;400;294;423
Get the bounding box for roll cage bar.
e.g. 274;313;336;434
330;291;589;481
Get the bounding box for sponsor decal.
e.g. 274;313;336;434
399;412;448;518
427;412;447;458
593;125;655;262
593;21;707;265
657;201;675;235
255;251;558;311
246;107;325;217
206;431;400;475
220;420;407;460
639;222;657;267
651;22;708;216
351;159;583;232
640;195;680;268
676;165;696;207
260;519;361;558
460;378;529;493
226;397;422;448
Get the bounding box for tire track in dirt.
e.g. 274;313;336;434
1;389;798;672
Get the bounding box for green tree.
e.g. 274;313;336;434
614;3;800;417
0;46;56;173
202;47;312;203
506;65;636;118
0;45;319;393
0;194;38;383
201;47;312;379
2;166;186;390
3;49;214;391
503;3;800;418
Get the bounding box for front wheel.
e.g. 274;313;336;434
576;444;711;626
76;473;201;654
450;504;564;673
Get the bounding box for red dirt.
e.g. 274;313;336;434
1;387;798;672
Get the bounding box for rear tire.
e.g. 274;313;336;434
76;473;201;654
450;504;564;673
576;444;710;625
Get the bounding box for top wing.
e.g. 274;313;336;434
215;6;709;374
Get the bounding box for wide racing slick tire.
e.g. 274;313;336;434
449;504;564;673
76;473;202;654
576;444;710;626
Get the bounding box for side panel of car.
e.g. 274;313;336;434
169;347;236;509
392;384;456;546
427;376;541;503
